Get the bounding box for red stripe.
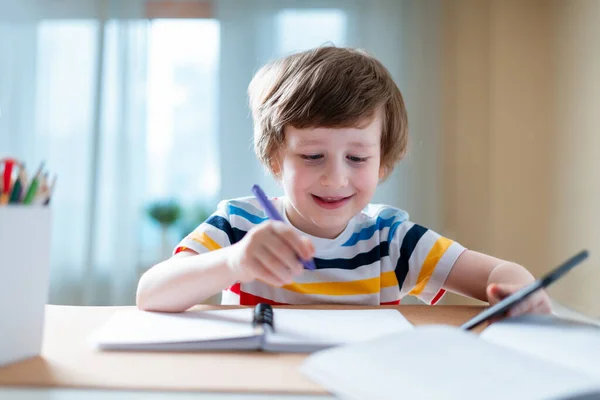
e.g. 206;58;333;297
174;246;187;254
228;282;241;295
239;291;290;306
380;299;401;305
431;289;446;305
174;246;200;255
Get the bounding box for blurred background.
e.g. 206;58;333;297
0;0;598;317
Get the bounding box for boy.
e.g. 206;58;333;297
137;46;551;316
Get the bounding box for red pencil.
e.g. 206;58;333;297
2;158;15;195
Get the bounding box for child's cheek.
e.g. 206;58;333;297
282;162;310;192
354;166;379;191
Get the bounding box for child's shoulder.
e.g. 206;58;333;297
218;195;261;208
357;203;410;224
340;204;410;246
216;196;270;219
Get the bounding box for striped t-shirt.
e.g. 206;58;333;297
174;196;466;306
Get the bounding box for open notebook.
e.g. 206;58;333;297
300;315;600;400
89;305;413;353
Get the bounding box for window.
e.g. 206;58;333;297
142;18;220;263
35;20;98;273
146;19;220;204
276;9;347;55
30;17;220;303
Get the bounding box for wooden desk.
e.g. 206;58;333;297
0;305;484;395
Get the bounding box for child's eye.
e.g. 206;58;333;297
300;154;323;161
347;155;368;163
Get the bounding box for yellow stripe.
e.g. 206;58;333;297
282;277;380;296
190;232;221;251
380;270;399;288
408;237;453;296
282;271;398;296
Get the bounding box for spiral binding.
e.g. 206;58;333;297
253;303;275;331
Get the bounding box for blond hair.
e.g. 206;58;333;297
248;46;408;179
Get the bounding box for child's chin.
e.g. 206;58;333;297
312;215;352;230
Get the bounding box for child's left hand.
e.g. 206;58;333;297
486;283;552;318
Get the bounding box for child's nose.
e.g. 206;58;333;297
320;161;349;188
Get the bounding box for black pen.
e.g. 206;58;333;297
461;250;589;331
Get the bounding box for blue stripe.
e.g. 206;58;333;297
387;220;404;243
342;216;397;247
228;199;266;217
314;242;389;270
205;216;247;245
395;224;428;290
228;204;267;225
232;228;247;244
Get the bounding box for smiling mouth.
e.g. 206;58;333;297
312;194;353;209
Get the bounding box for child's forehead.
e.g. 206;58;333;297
285;117;382;146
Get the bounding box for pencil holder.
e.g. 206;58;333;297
0;206;52;366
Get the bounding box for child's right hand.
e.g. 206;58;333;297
226;221;315;286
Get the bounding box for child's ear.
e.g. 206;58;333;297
270;157;282;180
378;165;387;180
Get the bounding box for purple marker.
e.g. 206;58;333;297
251;184;316;270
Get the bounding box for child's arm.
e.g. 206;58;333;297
136;220;313;313
443;250;552;316
136;247;238;313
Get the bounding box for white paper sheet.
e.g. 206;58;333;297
89;308;259;349
264;309;413;352
481;314;600;380
301;325;600;400
89;307;413;353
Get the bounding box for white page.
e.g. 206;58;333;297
300;326;600;400
89;308;259;350
481;314;600;380
264;309;412;352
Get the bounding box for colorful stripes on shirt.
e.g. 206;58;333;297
174;197;466;306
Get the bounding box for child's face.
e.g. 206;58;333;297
274;116;383;239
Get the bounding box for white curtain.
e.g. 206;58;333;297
0;0;444;306
1;1;150;306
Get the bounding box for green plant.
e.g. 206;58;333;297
146;200;182;227
146;199;183;260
